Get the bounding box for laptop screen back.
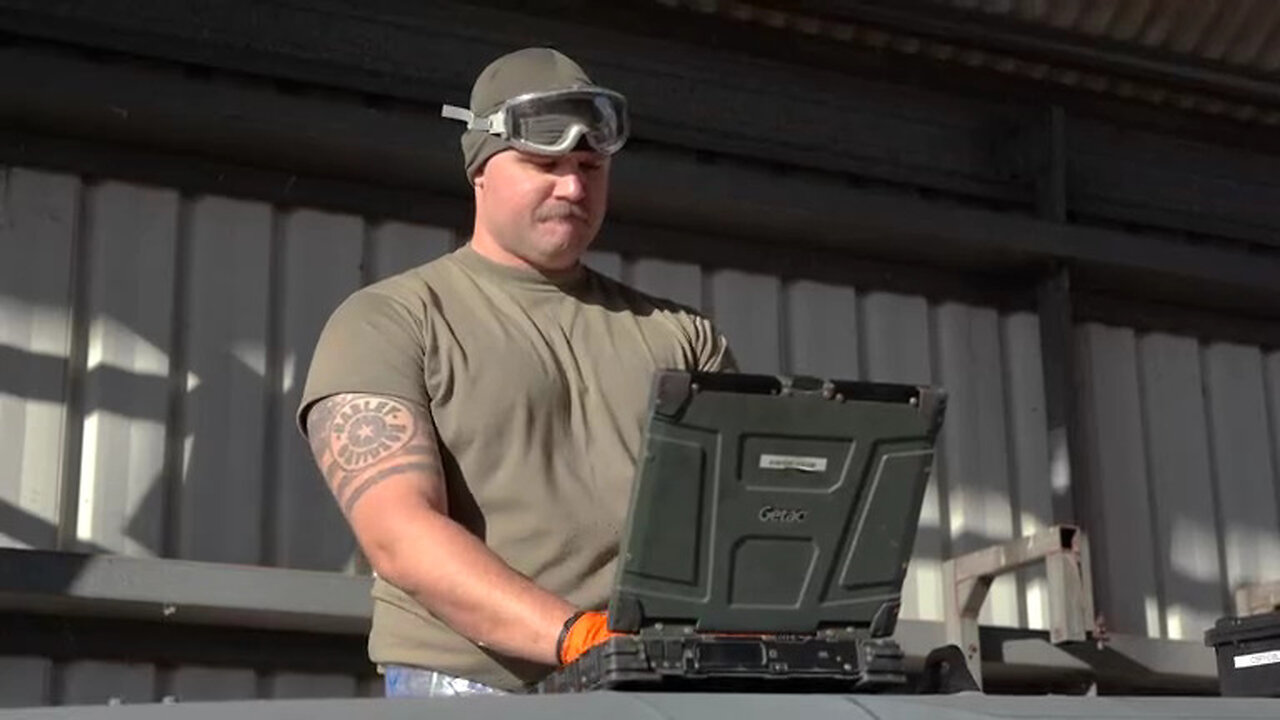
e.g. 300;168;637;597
607;371;946;636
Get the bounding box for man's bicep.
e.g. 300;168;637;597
305;392;447;516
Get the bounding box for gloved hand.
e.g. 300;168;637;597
556;610;621;665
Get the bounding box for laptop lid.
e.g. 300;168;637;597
607;371;946;636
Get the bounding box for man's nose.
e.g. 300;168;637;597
554;170;587;201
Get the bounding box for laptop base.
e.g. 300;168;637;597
534;630;907;694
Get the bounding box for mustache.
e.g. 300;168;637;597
534;203;590;222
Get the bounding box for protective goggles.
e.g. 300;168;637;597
442;87;629;156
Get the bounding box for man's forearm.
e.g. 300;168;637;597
373;507;576;665
306;392;575;665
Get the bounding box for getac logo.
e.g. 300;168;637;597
758;506;808;524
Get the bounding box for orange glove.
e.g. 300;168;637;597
556;610;621;665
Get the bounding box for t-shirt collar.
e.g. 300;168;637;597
451;243;588;291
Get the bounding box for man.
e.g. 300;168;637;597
296;47;735;697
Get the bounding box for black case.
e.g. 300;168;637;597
1204;611;1280;697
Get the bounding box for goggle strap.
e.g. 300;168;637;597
440;104;506;135
440;104;473;123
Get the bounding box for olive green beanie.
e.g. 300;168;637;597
460;47;593;183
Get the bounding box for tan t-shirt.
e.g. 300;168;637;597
297;244;735;690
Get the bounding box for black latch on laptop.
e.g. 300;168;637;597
535;370;947;693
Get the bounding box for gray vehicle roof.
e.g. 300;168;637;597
5;693;1278;720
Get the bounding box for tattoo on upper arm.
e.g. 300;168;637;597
327;397;416;469
306;396;340;460
307;394;443;515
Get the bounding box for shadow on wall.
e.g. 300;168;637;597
2;176;460;571
0;499;106;555
0;297;354;570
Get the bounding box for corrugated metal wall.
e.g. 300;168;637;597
3;159;1280;703
1076;323;1280;641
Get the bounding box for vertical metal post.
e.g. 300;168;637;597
1036;105;1067;224
1034;105;1081;529
1038;265;1084;529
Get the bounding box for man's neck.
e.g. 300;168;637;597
468;229;580;275
468;233;533;270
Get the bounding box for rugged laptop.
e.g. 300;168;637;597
534;370;947;693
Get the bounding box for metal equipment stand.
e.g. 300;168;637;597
941;525;1097;690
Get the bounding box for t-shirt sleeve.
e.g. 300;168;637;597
296;288;428;438
693;315;738;373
